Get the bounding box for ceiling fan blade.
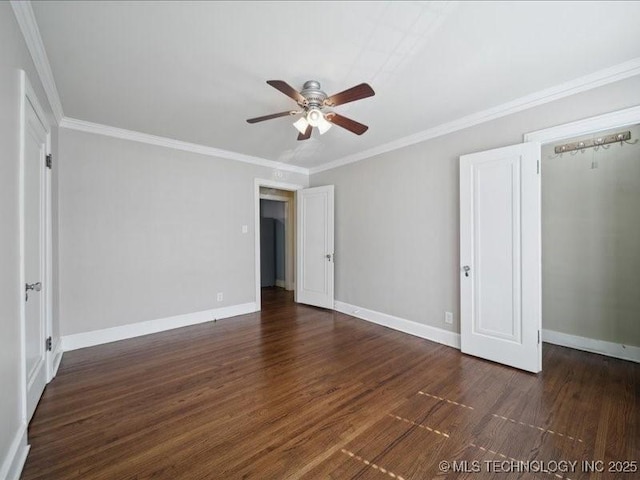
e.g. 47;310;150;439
324;83;375;107
326;113;369;135
266;80;306;104
297;125;312;141
246;111;296;124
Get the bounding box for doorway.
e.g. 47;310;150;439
259;189;294;307
526;106;640;363
254;179;302;309
539;123;640;359
254;179;336;311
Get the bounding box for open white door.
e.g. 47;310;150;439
460;142;541;373
296;185;334;309
22;85;49;420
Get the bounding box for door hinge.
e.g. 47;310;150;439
46;336;52;352
537;159;540;174
538;330;541;344
46;154;52;169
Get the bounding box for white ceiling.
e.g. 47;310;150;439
31;1;640;170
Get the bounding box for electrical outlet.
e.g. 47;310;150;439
445;311;453;325
217;292;223;302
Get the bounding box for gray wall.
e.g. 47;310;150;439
58;128;307;336
542;124;640;346
0;2;57;473
311;75;640;344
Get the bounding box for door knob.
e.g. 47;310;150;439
325;253;334;262
25;282;41;301
26;282;42;291
462;266;470;277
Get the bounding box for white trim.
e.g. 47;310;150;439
44;134;54;382
334;300;461;349
17;69;28;432
51;337;63;377
10;1;64;124
254;179;304;309
62;302;258;351
275;280;286;289
0;422;29;480
524;104;640;143
60;117;309;175
254;178;306;192
311;57;640;174
543;329;640;364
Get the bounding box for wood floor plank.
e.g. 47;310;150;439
21;288;639;479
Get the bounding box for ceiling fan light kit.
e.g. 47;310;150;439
306;108;332;134
293;116;309;135
247;79;375;141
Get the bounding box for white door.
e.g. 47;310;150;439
23;93;48;421
296;186;334;309
459;142;541;373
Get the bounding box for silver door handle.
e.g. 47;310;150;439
25;282;41;301
26;282;42;292
462;266;470;277
325;253;334;262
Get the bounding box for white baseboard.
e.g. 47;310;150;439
334;300;461;349
0;422;30;480
542;329;640;363
333;302;639;363
51;337;63;377
62;302;258;351
275;279;286;289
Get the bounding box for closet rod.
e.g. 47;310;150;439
554;130;631;154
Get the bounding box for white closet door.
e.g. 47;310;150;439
460;142;541;373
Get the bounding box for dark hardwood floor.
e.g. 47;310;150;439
22;288;638;479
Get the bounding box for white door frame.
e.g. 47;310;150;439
254;178;304;309
524;104;640;360
18;70;53;424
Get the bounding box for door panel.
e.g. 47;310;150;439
24;95;48;421
296;186;334;309
460;142;541;373
473;158;521;342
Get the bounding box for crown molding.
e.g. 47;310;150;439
10;0;64;124
311;57;640;174
60;117;309;175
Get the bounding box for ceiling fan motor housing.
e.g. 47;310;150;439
300;80;327;108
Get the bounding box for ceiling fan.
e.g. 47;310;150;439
246;80;375;140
